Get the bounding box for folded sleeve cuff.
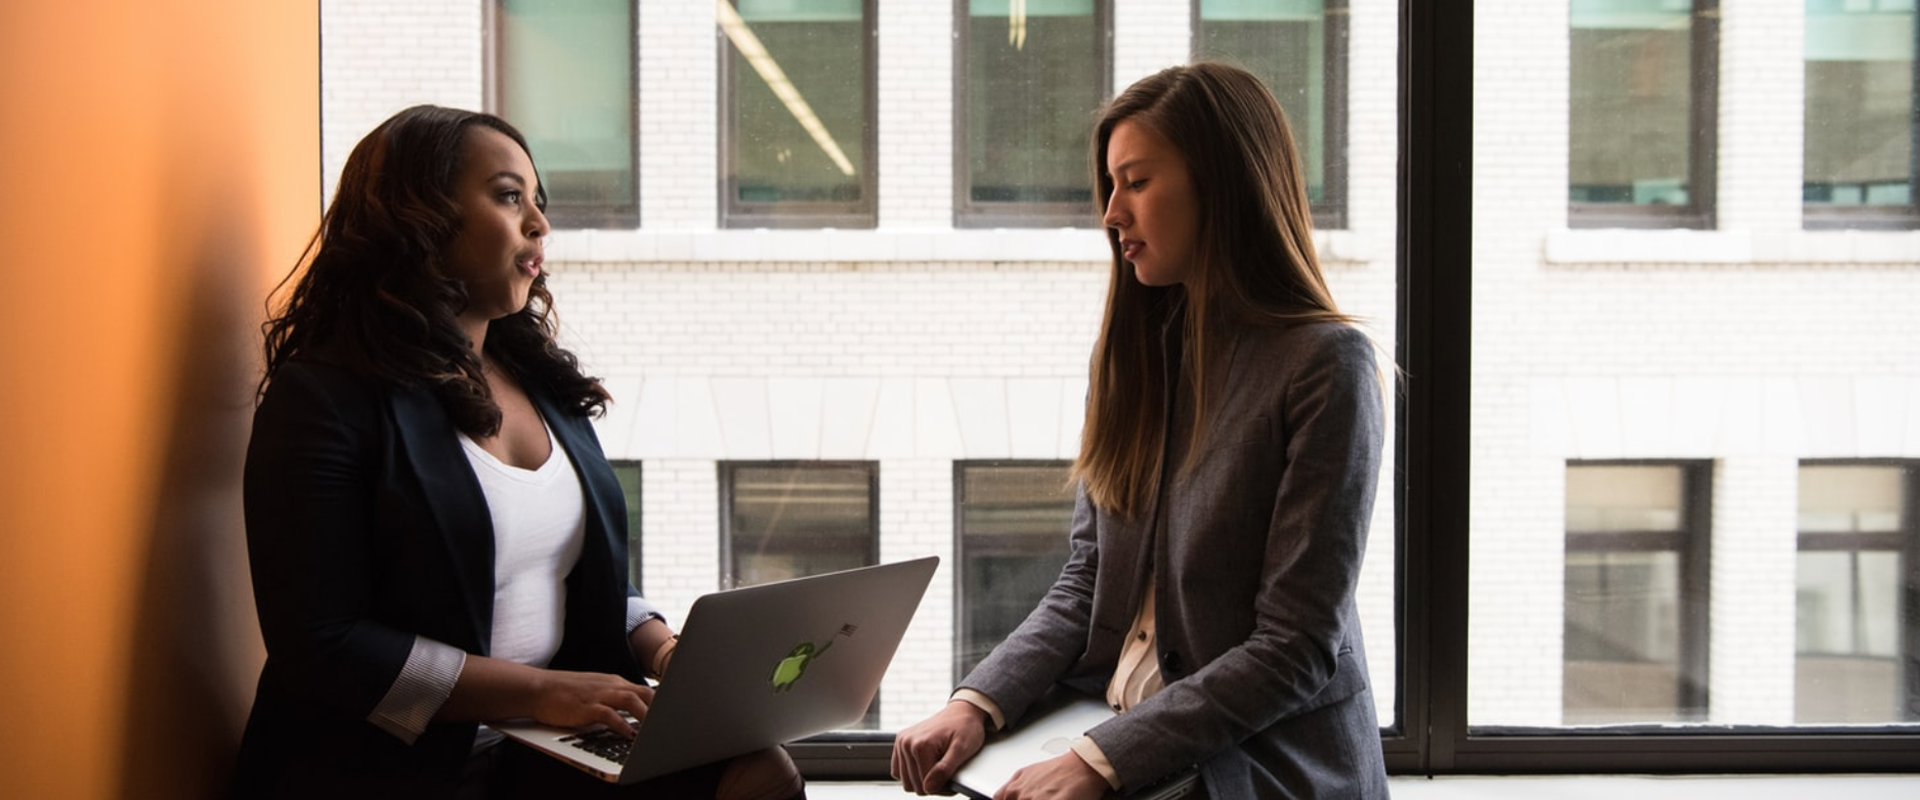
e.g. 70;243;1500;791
949;688;1007;731
367;636;465;745
626;595;665;633
1068;736;1123;791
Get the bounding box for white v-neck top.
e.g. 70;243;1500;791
456;422;586;670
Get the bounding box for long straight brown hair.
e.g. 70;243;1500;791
1072;62;1358;518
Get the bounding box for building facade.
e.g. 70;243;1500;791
319;0;1917;733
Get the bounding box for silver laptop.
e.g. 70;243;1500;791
952;692;1199;800
491;556;939;784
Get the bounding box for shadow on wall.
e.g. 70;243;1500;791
117;192;270;799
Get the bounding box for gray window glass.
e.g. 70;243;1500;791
1804;0;1917;223
720;0;875;227
494;0;637;227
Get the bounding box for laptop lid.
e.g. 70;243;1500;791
494;555;939;784
952;693;1199;800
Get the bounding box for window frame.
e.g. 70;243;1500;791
482;0;641;230
1189;0;1350;231
1416;0;1920;773
715;460;881;590
950;0;1115;229
1794;459;1920;723
792;0;1920;778
1566;0;1719;231
951;459;1077;684
716;0;880;229
1801;7;1920;231
1556;460;1713;726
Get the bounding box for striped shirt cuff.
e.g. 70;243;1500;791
368;636;465;744
626;595;665;633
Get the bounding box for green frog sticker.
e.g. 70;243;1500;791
769;638;834;692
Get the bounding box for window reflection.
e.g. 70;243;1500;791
1804;0;1917;224
954;462;1075;681
721;0;874;226
1795;462;1917;724
494;0;637;226
957;0;1109;226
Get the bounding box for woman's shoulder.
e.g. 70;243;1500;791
1239;318;1379;367
259;351;397;419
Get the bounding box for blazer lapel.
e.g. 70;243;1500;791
388;387;495;653
532;393;620;574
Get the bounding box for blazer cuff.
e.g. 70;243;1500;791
1068;736;1123;790
950;688;1006;731
368;636;465;745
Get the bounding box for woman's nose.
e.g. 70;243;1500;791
527;203;550;239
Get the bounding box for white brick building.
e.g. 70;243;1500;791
320;0;1917;731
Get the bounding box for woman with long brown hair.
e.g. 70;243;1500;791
894;63;1389;800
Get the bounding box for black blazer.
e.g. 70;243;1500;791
231;358;641;799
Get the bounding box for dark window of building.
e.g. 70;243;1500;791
1796;461;1920;723
954;461;1076;682
1804;0;1919;229
1568;0;1718;229
1563;461;1712;724
489;0;639;228
1193;0;1349;229
719;0;877;228
954;0;1112;227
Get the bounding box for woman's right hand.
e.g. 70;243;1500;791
440;656;654;736
529;668;655;736
892;700;990;796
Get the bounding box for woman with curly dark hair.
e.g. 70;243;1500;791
234;105;803;800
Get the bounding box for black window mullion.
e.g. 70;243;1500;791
1902;464;1920;721
1397;0;1473;774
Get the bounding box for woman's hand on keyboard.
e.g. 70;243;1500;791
531;669;656;736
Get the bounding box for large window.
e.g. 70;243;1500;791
1568;0;1717;228
1562;462;1711;725
489;0;638;228
953;461;1076;681
954;0;1112;227
719;0;877;228
1193;0;1348;229
1459;0;1920;773
1804;0;1919;229
1796;462;1919;724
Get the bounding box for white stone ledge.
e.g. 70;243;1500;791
814;775;1920;800
545;228;1372;265
1546;228;1920;265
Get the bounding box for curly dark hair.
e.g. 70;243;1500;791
259;105;608;435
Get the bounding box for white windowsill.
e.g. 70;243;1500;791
1546;228;1920;264
813;774;1920;799
543;228;1373;265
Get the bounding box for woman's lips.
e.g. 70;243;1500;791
1120;240;1143;261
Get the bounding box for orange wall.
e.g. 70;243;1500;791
0;2;317;797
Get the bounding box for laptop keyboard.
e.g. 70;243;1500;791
560;729;632;763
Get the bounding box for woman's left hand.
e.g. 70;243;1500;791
995;752;1111;800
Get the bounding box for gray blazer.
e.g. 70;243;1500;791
960;321;1389;800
